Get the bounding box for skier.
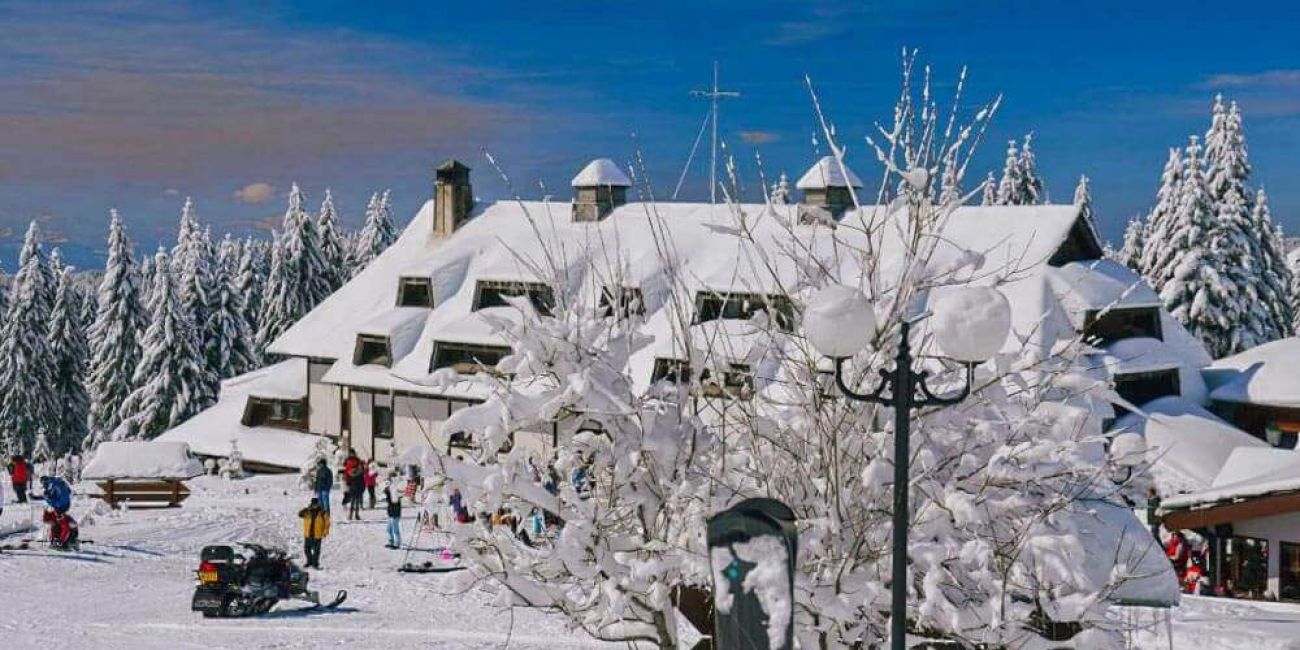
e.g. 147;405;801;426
297;497;331;569
7;455;31;504
40;475;77;550
383;482;402;549
364;461;378;509
312;457;333;513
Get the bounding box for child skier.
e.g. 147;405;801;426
383;483;402;549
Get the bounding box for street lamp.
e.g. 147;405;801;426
803;284;1011;650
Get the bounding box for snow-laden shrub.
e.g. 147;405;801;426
299;436;336;490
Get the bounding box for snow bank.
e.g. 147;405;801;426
82;441;204;480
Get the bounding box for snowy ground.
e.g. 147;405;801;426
0;475;622;650
3;475;1300;649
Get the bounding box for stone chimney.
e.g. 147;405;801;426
797;156;863;223
571;158;631;222
434;159;473;236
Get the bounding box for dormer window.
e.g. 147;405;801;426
1083;307;1162;345
600;286;645;318
353;334;393;367
242;396;307;431
694;291;796;332
430;341;512;375
1113;369;1180;415
473;280;555;316
397;277;433;307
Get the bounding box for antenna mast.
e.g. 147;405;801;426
690;61;740;204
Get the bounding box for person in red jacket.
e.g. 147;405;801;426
1165;531;1190;582
363;461;378;509
7;455;30;504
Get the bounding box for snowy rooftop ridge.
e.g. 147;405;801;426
795;156;864;189
1203;337;1300;407
570;158;632;187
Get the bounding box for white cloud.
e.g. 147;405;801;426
233;182;275;204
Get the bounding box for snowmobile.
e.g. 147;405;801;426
191;543;346;618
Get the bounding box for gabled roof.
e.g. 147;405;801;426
1204;337;1300;408
571;158;631;187
796;156;863;190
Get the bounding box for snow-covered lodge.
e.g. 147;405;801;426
163;156;1220;473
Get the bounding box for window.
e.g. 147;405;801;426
694;292;796;332
445;430;512;455
242;397;307;431
397;277;434;307
1113;369;1180;414
1226;536;1269;599
700;364;755;399
651;358;692;384
1083;307;1162;345
372;403;393;439
353;334;392;367
600;286;645;318
1282;542;1300;601
473;280;555;315
430;342;512;374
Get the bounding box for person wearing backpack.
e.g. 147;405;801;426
383;483;402;549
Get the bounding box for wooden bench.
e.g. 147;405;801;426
93;479;192;508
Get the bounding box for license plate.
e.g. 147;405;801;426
192;593;222;611
200;570;219;583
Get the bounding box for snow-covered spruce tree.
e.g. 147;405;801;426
0;222;59;455
994;139;1021;205
1289;247;1300;336
769;172;791;205
1137;148;1184;291
237;237;266;358
172;201;220;407
1251;189;1293;338
431;59;1158;650
208;235;258;380
1017;133;1044;204
86;211;146;446
49;263;91;452
980;170;996;205
317;188;348;294
349;190;397;276
256;184;332;352
114;249;209;440
1116;216;1147;272
1074;175;1093;228
1149;137;1238;357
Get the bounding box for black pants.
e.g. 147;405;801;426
367;485;376;509
304;538;322;567
13;480;26;503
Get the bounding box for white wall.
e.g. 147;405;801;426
350;390;373;459
307;361;341;437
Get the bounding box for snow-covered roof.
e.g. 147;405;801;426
82;441;204;480
1047;259;1162;319
156;360;322;469
1203;337;1300;408
795;156;863;190
244;355;307;400
1162;445;1300;511
570;158;632;187
1111;396;1266;495
1070;499;1180;607
1098;337;1208;405
356;307;428;363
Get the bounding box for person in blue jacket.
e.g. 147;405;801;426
41;475;71;513
313;458;333;513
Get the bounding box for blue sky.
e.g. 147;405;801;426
2;0;1298;269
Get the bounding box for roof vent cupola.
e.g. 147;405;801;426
797;156;863;223
571;158;632;222
434;159;473;236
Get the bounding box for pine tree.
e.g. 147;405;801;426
1017;134;1044;204
0;222;58;454
769;172;791;205
1252;189;1293;338
1289;248;1300;336
48;263;91;452
317;188;348;293
86;211;146;446
1138;148;1184;282
171;200;219;406
115;248;208;440
1149;136;1237;357
995;139;1020;205
209;235;258;380
256;184;333;352
1074;174;1095;229
350;190;397;276
236;238;265;361
980;171;996;206
1117;216;1147;272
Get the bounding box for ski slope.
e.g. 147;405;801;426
2;474;1299;649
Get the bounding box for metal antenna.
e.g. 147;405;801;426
690;61;740;204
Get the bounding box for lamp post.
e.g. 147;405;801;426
803;285;1011;650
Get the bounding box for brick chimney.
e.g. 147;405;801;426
434;159;473;236
571;158;631;222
